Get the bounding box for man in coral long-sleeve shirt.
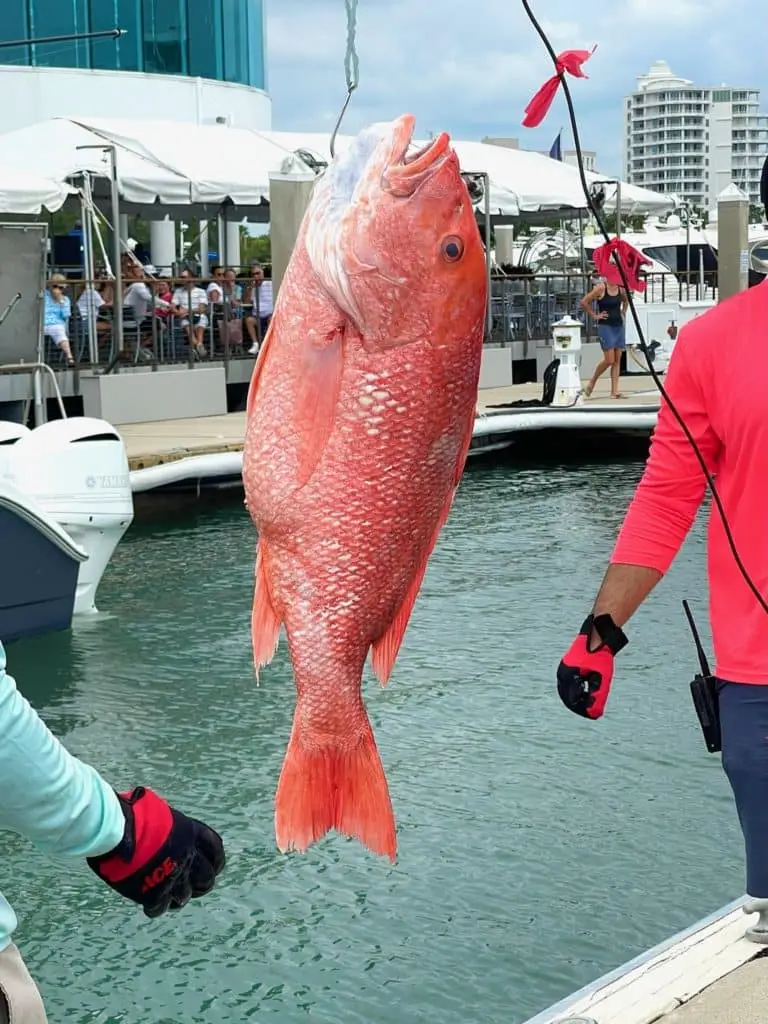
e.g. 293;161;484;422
556;166;768;942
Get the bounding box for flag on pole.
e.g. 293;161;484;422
548;130;563;161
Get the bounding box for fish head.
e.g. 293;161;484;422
304;114;486;351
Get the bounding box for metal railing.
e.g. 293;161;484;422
37;266;721;371
40;269;273;373
488;270;719;347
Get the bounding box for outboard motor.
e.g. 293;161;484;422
6;417;134;615
0;421;30;481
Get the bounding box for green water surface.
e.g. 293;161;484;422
4;460;743;1023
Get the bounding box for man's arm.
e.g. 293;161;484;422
0;644;124;859
589;327;722;640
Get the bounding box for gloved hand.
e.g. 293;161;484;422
557;613;629;719
87;786;225;918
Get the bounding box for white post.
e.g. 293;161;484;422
269;158;316;299
199;220;210;276
551;315;584;405
717;182;749;301
225;219;242;270
150;218;176;275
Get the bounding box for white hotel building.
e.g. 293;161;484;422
623;60;768;213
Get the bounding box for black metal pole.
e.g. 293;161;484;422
0;28;124;50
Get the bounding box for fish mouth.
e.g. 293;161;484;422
383;114;453;195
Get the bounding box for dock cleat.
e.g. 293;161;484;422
743;897;768;943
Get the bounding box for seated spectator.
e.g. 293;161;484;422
172;269;209;358
153;277;174;320
43;274;74;366
207;265;224;304
124;264;169;322
217;267;245;349
76;274;112;337
244;261;273;356
223;267;243;303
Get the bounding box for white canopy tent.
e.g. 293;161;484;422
0;116;309;212
0;164;77;215
260;130;675;218
0;116;673;220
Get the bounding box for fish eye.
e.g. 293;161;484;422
441;236;464;262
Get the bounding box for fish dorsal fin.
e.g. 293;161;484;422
294;326;345;488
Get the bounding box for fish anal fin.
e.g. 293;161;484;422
274;706;397;861
294;328;345;488
251;539;282;680
371;489;458;686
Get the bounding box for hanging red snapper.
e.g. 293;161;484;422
242;113;487;861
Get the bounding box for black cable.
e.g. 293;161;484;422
521;0;768;618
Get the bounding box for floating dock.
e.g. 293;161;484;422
121;375;661;495
522;896;766;1023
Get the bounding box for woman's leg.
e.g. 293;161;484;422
585;348;612;396
719;682;768;940
610;348;623;397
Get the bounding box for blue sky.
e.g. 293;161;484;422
264;0;766;178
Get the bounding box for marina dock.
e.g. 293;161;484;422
121;375;662;489
522;897;767;1024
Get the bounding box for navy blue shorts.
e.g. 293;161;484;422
719;681;768;897
597;324;626;350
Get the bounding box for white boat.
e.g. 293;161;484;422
0;477;88;642
0;415;134;617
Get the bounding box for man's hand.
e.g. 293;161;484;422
557;614;628;720
87;787;225;918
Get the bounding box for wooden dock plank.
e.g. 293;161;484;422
121;375;662;471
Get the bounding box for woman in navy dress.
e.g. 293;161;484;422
580;279;629;398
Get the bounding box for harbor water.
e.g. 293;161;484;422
4;457;743;1023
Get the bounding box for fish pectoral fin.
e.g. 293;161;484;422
294;327;345;488
251;540;282;679
371;488;459;686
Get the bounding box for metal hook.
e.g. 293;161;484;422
330;0;359;159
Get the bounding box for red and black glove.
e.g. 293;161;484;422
87;787;225;919
557;614;628;719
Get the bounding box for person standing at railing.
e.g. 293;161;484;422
556;157;768;942
579;278;628;399
0;641;226;1022
42;275;75;367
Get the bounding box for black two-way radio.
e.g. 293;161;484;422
683;600;721;754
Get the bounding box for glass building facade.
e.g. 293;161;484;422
0;0;266;90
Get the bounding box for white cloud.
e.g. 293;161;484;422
264;0;767;177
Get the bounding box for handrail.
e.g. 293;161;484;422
0;362;67;420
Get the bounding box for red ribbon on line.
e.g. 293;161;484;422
522;46;597;128
592;238;653;293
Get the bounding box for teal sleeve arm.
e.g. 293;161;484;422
0;643;125;859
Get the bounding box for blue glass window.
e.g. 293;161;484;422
187;0;223;82
245;0;265;89
220;0;248;85
29;0;89;69
142;0;186;75
0;1;31;68
89;0;140;72
0;0;266;89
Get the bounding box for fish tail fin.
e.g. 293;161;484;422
274;705;397;862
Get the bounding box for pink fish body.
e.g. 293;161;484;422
242;114;487;861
